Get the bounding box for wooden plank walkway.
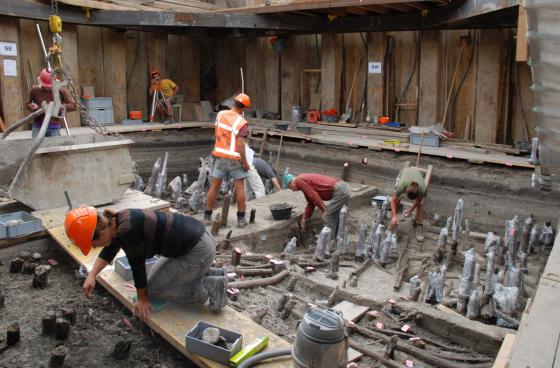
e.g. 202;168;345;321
33;190;292;368
507;227;560;368
5;118;532;168
248;121;533;169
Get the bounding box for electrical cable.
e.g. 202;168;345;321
448;31;475;131
395;31;419;122
237;348;292;368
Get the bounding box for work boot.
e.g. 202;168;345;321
415;224;425;242
205;267;226;277
236;217;248;228
203;276;228;313
203;213;212;226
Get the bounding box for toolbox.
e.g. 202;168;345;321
186;321;243;364
0;211;43;239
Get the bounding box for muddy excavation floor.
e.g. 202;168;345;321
0;241;195;368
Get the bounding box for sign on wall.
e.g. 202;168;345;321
0;42;17;57
3;59;17;77
368;61;382;74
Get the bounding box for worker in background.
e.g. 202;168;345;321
64;207;228;320
253;158;282;193
204;93;251;227
244;145;267;200
27;68;76;137
284;173;350;233
150;70;179;124
390;166;427;242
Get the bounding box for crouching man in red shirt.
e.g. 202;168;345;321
284;173;350;233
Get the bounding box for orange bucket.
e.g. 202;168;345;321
129;111;142;120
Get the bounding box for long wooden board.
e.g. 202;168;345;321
37;192;292;367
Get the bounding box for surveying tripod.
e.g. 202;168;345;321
149;82;170;123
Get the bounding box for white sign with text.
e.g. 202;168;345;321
368;62;382;74
0;42;17;57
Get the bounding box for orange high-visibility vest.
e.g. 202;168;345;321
212;110;248;161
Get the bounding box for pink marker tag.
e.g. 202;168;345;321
307;303;317;309
388;298;397;304
395;147;401;152
506;161;513;167
401;324;411;332
406;359;414;367
447;151;453;159
376;322;384;329
409;337;421;341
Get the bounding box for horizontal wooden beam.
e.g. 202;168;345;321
0;0;519;33
216;0;441;14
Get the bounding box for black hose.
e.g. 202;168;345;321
237;348;292;368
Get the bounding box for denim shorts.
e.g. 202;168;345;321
212;157;248;180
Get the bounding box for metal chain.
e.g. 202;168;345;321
51;0;59;15
58;69;123;138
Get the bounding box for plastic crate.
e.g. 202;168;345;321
186;321;242;364
0;211;43;239
410;133;440;147
83;108;115;126
81;97;113;109
115;256;159;281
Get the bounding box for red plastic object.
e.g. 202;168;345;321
321;108;338;116
379;116;390;124
306;110;320;123
129;111;142;120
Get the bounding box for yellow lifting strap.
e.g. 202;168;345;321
49;15;62;34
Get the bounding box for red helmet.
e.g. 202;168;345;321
234;93;251;109
151;70;160;78
39;68;52;88
64;206;98;255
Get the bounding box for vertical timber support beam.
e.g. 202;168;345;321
418;30;442;127
474;29;505;144
62;24;80;127
367;32;384;118
78;26;104;98
516;5;528;63
0;16;24;126
102;29;127;123
126;31;149;117
147;32;167;79
321;33;342;114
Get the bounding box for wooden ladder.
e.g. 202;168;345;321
248;128;269;156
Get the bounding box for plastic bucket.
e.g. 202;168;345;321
269;203;293;220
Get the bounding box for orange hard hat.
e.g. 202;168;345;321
234;93;251;109
64;206;98;255
39;68;52;88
